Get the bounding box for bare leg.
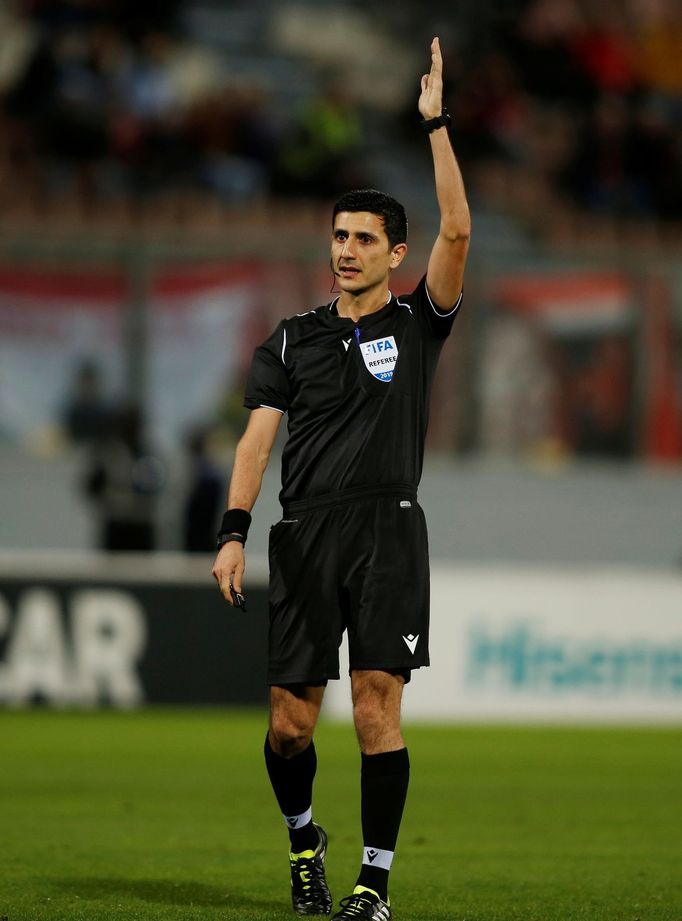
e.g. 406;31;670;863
351;669;405;754
268;683;325;757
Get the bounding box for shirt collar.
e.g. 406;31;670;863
328;291;393;319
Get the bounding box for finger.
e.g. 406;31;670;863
421;74;429;93
213;564;236;603
220;580;235;605
431;37;442;72
232;562;245;595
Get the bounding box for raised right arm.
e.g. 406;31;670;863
211;407;283;605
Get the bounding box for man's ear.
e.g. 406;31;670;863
390;243;408;268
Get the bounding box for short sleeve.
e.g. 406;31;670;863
400;275;463;340
244;321;290;413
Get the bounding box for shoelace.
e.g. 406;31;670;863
292;856;326;900
337;893;378;916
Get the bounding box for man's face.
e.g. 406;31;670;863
331;211;402;294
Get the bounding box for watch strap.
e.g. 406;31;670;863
421;107;451;133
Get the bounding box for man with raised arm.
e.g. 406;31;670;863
212;37;470;921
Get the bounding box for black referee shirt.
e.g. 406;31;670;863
244;275;462;504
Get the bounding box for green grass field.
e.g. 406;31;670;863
1;710;681;921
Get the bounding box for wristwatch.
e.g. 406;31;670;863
421;107;451;133
216;532;246;550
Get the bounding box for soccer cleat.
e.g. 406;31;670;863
331;887;392;920
290;823;333;916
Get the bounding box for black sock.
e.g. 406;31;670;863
355;748;410;902
264;733;319;854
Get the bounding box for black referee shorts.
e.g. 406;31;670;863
267;485;430;686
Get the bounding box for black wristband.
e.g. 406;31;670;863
217;508;252;545
421;107;451;133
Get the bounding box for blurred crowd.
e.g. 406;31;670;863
0;0;369;217
431;0;682;231
0;0;679;233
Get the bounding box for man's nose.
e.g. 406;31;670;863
341;238;355;258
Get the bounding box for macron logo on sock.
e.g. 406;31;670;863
362;846;394;870
284;806;312;829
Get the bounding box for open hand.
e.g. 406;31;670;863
419;36;444;120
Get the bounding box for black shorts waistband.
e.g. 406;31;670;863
282;484;418;517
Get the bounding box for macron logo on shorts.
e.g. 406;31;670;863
402;633;419;655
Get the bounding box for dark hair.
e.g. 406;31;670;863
332;189;408;248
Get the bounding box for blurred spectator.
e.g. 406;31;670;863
272;76;366;199
554;335;634;457
509;0;595;105
189;81;277;202
42;27;111;200
572;336;634;456
633;0;682;97
121;30;192;198
446;50;530;164
181;425;225;553
84;402;164;551
628;93;682;222
61;359;109;445
570;5;638;96
562;94;640;216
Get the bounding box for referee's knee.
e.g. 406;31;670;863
268;716;314;758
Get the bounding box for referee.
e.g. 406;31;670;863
212;37;470;921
